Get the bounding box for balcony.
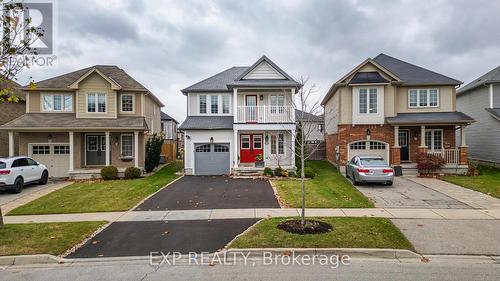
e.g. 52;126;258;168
236;106;294;123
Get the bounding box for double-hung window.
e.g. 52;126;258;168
121;134;134;157
408;89;439;107
42;94;72;112
199;94;230;115
359;88;377;114
211;95;219;114
270;95;285;114
222;95;230;114
270;133;285;155
199;95;207;114
121;94;134;112
87;93;106;113
425;129;443;151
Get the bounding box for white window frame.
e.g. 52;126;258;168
253;135;263;149
120;134;134;158
41;94;73;112
241;135;250;150
358;88;378;114
86;93;107;113
425;129;443;151
120;94;135;113
198;94;231;115
270;133;285;155
408;88;440;108
199;95;207;114
269;94;285;114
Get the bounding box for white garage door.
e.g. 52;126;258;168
348;140;389;162
30;144;70;178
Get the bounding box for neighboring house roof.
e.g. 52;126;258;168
181;56;301;94
26;65;164;106
178;116;233;130
161;111;178;124
295;109;323;122
386;112;475;125
372;54;462;86
485;108;500;120
0;77;25;100
0;113;148;130
321;53;462;105
457;65;500;95
349;71;390;84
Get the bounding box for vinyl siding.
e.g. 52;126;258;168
494;84;500;108
324;90;339;134
76;72;117;118
143;94;161;134
395;86;455;113
456;87;500;163
117;92;141;117
242;61;285;79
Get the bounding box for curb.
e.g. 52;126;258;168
0;254;63;266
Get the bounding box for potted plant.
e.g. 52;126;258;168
255;153;264;167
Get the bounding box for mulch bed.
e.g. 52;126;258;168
277;219;333;235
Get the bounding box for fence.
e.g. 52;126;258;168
161;140;177;163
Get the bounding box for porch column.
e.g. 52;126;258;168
392;126;401;165
8;131;14;157
69;131;74;172
418;125;427;154
459;125;468;165
105;131;110;166
460;125;467;147
233;129;238;168
233;88;238;123
134;131;139;168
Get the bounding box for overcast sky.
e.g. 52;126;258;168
17;0;500;122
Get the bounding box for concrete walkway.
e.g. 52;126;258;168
4;207;500;224
406;176;500;209
0;181;72;213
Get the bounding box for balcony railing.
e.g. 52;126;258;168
427;149;459;164
236;106;294;123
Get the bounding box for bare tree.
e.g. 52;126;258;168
1;0;44;103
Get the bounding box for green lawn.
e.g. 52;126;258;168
8;162;183;215
442;165;500;198
230;217;413;250
273;161;373;208
0;221;106;256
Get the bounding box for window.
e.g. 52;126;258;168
121;94;134;112
369;89;377;113
278;133;284;154
211;95;218;114
270;95;285;114
241;135;250;149
253;135;262;149
214;144;229;152
87;136;98;151
359;89;367;114
199;95;207;114
87;93;106;113
32;145;50;154
222;95;230;114
121;134;133;157
42;94;72;111
349;142;366;150
270;133;285;155
12;158;29;167
369;141;386;150
26;158;38;166
425;129;443;151
318;124;324;132
408;89;439;107
196;144;211;152
270;135;277;154
54;145;70;154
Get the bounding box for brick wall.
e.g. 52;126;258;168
0;102;25;157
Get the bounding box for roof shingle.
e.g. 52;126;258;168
386;112;474;125
178;116;233;130
457;66;500;95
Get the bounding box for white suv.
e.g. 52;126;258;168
0;156;49;193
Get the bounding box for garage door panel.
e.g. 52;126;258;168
194;143;230;175
30;144;70;178
348;141;389;162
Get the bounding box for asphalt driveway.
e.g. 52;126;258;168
135;176;280;211
353;177;470;209
68;219;259;258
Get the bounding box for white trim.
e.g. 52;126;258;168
84;133;105;167
490;84;494;109
347;140;390;163
40;93;73;112
69;132;74;171
408;88;440;108
141;93;145;116
252;134;263;149
196;93;232;116
28;143;71;157
105;131;110;166
399;129;410;161
8;131;14;157
120;133;134;158
86;92;107;113
26;93;30;113
134;131;139;167
69;67;121;90
240;134;250;150
425;129;444;152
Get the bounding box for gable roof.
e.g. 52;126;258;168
321;53;462;105
295;109;323;122
457;65;500;95
349;71;390;84
161;111;178;123
181;56;301;94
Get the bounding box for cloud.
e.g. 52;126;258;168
17;0;500;122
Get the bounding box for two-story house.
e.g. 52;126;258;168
160;111;178;140
179;56;301;175
322;53;474;174
456;66;500;165
0;79;25;157
0;65;163;178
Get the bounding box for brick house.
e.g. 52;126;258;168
322;54;475;174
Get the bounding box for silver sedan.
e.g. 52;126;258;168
346;156;394;186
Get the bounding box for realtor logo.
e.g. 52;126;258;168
23;2;53;55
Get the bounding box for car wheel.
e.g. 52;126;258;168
352;172;360;185
386;181;393;186
39;170;49;185
12;177;24;193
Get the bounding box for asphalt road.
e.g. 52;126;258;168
1;259;499;281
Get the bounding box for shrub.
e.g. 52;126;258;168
274;166;284;177
263;167;274;177
281;170;289;177
145;134;164;172
124;167;141;179
297;166;316;179
416;153;446;175
101;166;118;180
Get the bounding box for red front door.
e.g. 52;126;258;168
240;134;264;163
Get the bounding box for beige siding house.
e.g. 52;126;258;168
0;65;163;179
322;54;475;174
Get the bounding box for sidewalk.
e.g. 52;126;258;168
3;207;500;224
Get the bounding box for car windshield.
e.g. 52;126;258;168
360;158;387;166
0;162;5;169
